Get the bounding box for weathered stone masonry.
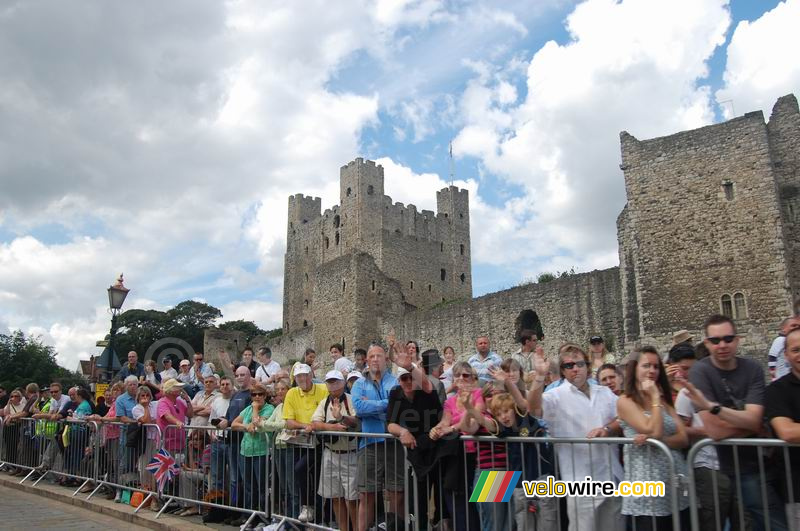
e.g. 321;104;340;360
205;95;799;366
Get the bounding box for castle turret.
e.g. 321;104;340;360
437;186;472;300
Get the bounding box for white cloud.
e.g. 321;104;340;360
217;300;283;331
715;0;800;119
453;0;731;275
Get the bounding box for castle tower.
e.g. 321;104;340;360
437;186;472;300
618;103;795;348
283;194;321;332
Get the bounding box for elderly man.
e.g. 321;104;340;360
353;341;431;531
529;345;624;531
311;370;359;531
115;376;141;485
284;363;328;523
190;375;219;427
190;352;214;394
160;357;178;381
118;351;145;381
467;335;502;387
223;366;253;524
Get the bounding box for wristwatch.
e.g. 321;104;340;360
709;404;722;415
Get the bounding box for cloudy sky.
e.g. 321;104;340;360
1;0;798;370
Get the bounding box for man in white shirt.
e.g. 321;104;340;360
529;345;624;531
190;375;219;427
208;376;233;491
254;347;281;385
160;358;178;382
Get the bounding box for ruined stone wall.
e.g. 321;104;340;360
619;109;793;352
396;267;623;360
767;95;800;300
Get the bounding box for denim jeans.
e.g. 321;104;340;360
736;470;787;531
474;468;511;531
209;440;228;491
238;453;267;512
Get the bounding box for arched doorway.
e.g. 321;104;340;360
515;309;544;342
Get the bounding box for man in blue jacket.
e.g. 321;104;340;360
352;341;431;531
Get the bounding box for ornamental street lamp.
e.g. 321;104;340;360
97;274;129;382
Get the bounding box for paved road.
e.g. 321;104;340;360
0;484;148;530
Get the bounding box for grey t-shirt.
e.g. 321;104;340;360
688;356;765;474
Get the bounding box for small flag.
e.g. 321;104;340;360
469;471;521;502
146;448;181;493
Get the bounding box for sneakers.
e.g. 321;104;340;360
297;505;314;523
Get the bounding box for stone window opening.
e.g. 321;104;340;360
305;246;308;255
303;320;308;327
285;321;289;329
460;244;465;255
371;280;376;291
346;187;352;197
721;294;733;318
342;280;346;292
290;222;294;229
333;215;340;228
324;236;330;249
367;185;374;195
440;242;444;252
440;269;446;281
460;273;465;283
304;299;309;308
733;292;747;319
722;180;735;201
410;281;414;290
335;232;340;245
442;297;445;302
304;272;309;282
428;284;432;292
459;213;463;219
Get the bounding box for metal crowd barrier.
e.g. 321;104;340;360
268;429;410;531
688;437;799;531
4;411;800;531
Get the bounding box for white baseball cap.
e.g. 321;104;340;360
334;357;354;374
396;367;411;377
293;363;312;376
325;370;344;381
347;371;361;381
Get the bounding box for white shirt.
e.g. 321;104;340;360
160;368;178;381
132;401;160;440
255;360;282;384
209;395;231;439
770;336;789;380
190;389;219;427
52;394;70;412
542;381;623;482
675;388;719;470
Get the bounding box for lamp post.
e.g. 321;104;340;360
99;274;129;382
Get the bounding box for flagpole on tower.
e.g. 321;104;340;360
448;140;455;186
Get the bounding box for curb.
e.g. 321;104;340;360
0;474;211;530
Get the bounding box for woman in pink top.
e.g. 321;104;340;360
429;362;482;531
156;379;194;454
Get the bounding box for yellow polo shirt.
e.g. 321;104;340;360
283;383;328;424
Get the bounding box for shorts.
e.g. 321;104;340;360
357;441;405;493
318;447;359;500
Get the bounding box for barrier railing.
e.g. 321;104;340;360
3;411;800;531
687;437;798;531
454;435;684;531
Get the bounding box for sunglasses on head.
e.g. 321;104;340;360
561;361;587;370
251;392;266;397
455;372;474;379
706;335;736;345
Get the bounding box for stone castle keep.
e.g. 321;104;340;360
205;94;799;364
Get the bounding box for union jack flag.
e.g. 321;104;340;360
146;448;181;493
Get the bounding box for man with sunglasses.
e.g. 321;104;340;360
686;314;787;531
529;345;624;531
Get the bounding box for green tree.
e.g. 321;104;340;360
0;331;82;391
218;319;268;343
